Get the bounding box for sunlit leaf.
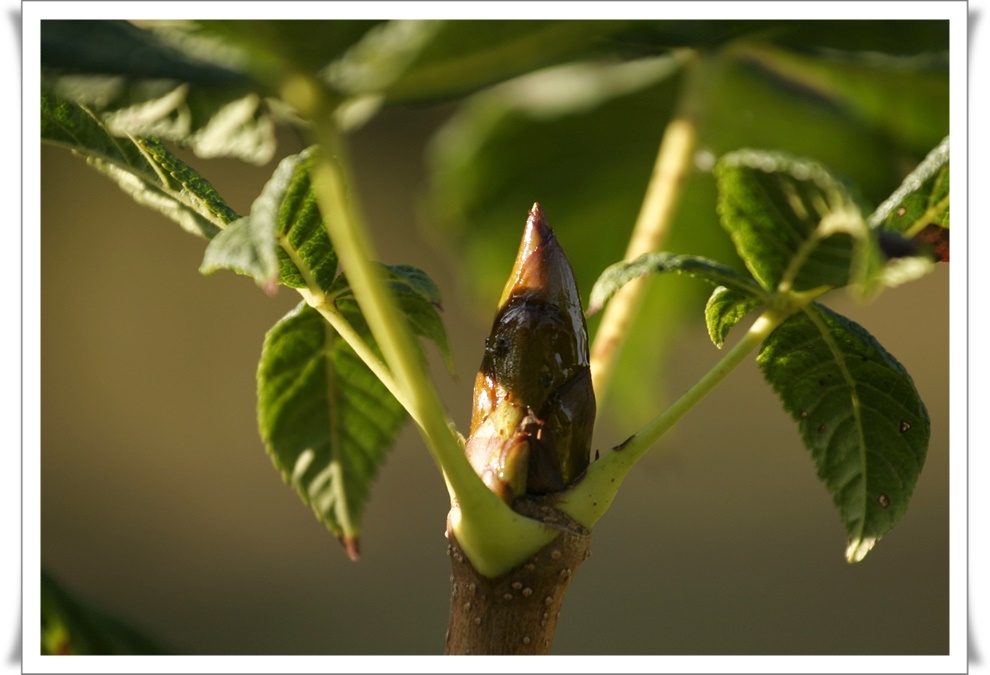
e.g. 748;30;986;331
257;302;407;557
715;149;867;293
41;93;238;239
705;286;765;349
757;303;930;562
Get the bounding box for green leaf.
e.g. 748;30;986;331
730;42;949;155
42;20;276;164
257;302;407;557
42;93;239;239
41;20;247;84
851;136;949;297
383;264;455;375
331;19;641;104
715;149;867;293
270;148;339;292
757;303;929;562
41;569;169;655
199;146;338;291
191;19;383;77
329;264;455;377
705;286;766;349
587;252;767;316
869;135;949;237
199;213;280;290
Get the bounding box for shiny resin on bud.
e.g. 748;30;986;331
465;203;596;503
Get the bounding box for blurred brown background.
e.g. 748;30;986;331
40;104;949;655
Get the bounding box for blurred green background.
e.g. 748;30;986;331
40;19;949;656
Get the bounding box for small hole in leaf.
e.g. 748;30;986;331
896;207;907;217
799;410;809;418
900;420;911;433
878;493;891;508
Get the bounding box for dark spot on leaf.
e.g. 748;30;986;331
878;493;891;508
900;420;911;433
817;423;826;434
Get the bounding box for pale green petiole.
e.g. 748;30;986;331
557;306;793;529
283;74;556;577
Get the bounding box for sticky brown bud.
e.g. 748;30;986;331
465;203;596;502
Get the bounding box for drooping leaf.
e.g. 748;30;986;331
257;302;407;557
757;303;930;562
330;19;642;104
199;146;338;291
705;285;766;349
41;20;276;164
715;149;867;293
587;252;767;316
42;93;239;239
41;569;169;655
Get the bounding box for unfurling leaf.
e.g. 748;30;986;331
257;302;407;558
465;203;595;502
757;303;929;562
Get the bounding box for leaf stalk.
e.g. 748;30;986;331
283;74;556;577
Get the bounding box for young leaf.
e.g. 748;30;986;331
757;303;929;563
383;264;455;375
200;146;338;291
257;302;407;559
587;252;768;316
42;20;276;164
705;286;765;349
329;264;455;377
715;150;867;293
41;93;238;239
199;214;279;290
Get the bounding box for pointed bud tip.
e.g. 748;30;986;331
526;202;553;242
